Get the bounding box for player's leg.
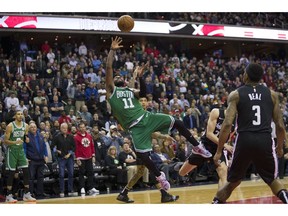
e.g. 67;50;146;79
254;134;288;204
269;180;288;203
5;148;18;203
136;152;170;191
145;113;211;158
129;124;170;191
215;150;230;189
179;160;197;177
172;119;212;158
212;134;250;203
215;162;228;189
117;165;145;203
179;149;205;177
155;179;179;203
18;149;35;201
212;180;241;203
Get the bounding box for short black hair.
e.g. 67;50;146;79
245;63;263;82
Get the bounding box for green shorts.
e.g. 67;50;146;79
129;112;175;152
6;145;28;171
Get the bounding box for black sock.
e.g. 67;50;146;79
277;189;288;204
212;197;225;204
160;189;168;196
24;187;29;194
136;152;161;176
172;120;199;146
7;190;12;196
121;188;128;195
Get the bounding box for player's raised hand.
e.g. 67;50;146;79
110;36;123;50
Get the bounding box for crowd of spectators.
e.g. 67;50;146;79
1;15;288;197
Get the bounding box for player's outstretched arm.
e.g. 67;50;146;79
106;36;123;97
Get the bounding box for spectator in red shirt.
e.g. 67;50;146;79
74;121;99;196
152;46;160;58
58;110;72;126
41;40;50;55
144;43;153;55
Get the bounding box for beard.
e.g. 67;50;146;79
114;80;125;87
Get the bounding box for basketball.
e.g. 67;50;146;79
117;15;134;32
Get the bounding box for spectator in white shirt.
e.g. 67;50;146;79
17;100;28;113
169;93;183;108
87;67;98;83
46;48;55;64
98;82;107;103
173;63;181;78
5;92;19;111
277;66;286;80
78;42;87;56
69;56;78;68
125;58;134;73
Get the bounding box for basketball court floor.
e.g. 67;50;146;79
28;177;288;204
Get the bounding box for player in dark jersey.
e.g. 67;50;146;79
179;107;234;189
212;63;288;204
106;36;211;193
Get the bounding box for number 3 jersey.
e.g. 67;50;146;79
237;84;273;133
108;86;146;130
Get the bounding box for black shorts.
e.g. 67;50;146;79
228;132;277;184
187;141;228;167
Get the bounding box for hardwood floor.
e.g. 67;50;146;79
3;178;287;216
34;177;288;204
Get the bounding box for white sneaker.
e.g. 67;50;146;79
23;192;36;202
88;188;100;195
60;192;65;198
68;191;78;197
192;144;212;158
80;188;86;195
250;173;260;180
6;194;17;203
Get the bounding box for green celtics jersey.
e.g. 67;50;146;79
10;121;26;146
108;86;146;130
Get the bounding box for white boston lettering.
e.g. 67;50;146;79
116;91;134;99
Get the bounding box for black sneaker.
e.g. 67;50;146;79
161;193;179;203
116;194;134;203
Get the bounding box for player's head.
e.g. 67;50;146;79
244;63;263;83
14;110;23;121
114;75;125;87
139;97;148;110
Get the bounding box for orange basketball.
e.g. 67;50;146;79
117;15;134;32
